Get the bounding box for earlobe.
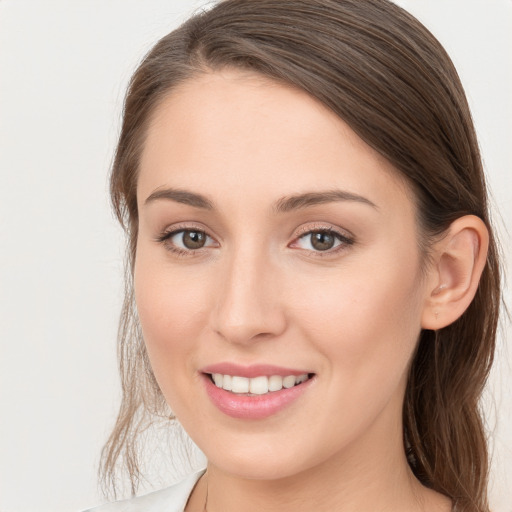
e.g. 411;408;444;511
421;215;489;330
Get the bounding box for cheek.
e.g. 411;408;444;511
133;249;211;386
284;256;425;451
134;262;216;420
293;250;424;384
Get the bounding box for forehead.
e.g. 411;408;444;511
138;69;413;213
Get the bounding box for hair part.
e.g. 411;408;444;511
101;1;501;509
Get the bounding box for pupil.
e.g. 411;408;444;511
311;232;334;251
183;231;205;249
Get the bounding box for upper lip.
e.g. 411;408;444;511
200;362;312;378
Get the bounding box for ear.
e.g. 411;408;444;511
421;215;489;330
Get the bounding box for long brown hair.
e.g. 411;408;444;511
101;1;502;510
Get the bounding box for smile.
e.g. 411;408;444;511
202;367;315;419
208;373;310;395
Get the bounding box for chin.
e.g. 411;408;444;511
198;431;336;482
211;452;309;481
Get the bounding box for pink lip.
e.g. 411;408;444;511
201;362;310;378
201;370;315;420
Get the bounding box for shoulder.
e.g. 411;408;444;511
83;470;205;512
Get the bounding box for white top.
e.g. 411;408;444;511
83;470;205;512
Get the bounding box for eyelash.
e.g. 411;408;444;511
293;225;354;257
155;223;214;258
155;223;354;258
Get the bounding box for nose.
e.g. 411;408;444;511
210;247;287;345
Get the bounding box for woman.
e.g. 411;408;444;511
88;0;502;510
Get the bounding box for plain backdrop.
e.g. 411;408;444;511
0;1;510;511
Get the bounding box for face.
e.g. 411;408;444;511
134;70;430;480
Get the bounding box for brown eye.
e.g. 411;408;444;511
310;232;336;251
181;230;207;249
293;228;353;254
159;228;216;253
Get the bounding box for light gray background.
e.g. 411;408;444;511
0;1;510;511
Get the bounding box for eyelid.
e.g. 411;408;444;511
293;222;354;239
289;222;355;256
157;222;214;239
155;222;219;254
155;221;354;257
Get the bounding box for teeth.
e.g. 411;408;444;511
211;373;310;394
213;373;223;387
249;376;268;395
222;374;232;391
231;376;249;393
268;375;283;392
283;375;296;389
295;374;308;385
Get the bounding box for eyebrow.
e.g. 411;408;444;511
145;188;214;209
144;187;377;212
273;190;377;213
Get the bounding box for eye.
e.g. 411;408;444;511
172;230;208;250
157;228;217;254
292;228;353;253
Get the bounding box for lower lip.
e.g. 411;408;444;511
203;374;314;420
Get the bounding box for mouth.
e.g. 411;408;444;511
202;366;316;419
205;372;315;396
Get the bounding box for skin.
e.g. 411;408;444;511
134;69;453;512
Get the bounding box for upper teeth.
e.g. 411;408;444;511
211;373;309;395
